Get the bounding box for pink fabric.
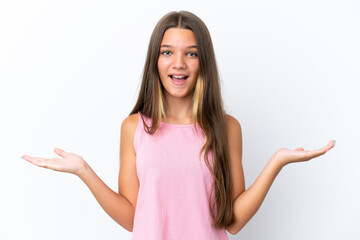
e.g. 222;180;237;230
132;112;229;240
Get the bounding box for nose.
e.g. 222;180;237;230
172;52;186;69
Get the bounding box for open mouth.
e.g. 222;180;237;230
169;75;189;80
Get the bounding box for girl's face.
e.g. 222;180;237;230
157;28;199;100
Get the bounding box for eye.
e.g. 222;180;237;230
187;52;198;57
161;51;171;56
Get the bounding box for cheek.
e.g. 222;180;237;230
158;57;171;68
190;62;200;75
188;58;199;70
158;62;169;79
157;61;168;84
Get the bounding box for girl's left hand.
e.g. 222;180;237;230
271;140;335;167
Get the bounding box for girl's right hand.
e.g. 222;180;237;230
22;148;88;176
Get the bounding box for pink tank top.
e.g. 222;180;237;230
132;112;229;240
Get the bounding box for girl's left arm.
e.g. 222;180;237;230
224;115;335;235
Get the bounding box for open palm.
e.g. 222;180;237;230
22;148;87;176
272;140;335;167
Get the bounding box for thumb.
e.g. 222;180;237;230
54;148;70;158
295;147;304;151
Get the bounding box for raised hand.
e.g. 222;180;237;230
271;140;336;167
22;148;88;176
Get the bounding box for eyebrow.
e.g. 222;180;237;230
160;44;197;49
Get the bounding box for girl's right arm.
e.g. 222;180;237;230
22;114;140;232
77;162;136;232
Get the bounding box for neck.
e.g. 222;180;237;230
163;93;193;124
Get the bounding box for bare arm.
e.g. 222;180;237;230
22;114;140;232
225;155;283;235
226;140;335;235
224;116;335;235
77;163;135;231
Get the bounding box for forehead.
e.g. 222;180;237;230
160;28;197;46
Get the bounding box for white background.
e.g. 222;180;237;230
1;0;359;239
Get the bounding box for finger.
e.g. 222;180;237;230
22;155;46;163
295;147;304;151
305;140;335;159
320;140;335;153
54;148;70;158
326;140;336;152
22;155;48;167
22;155;58;169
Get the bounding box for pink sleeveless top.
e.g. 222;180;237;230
132;112;229;240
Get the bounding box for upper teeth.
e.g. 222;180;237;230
173;75;185;79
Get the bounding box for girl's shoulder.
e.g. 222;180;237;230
225;114;242;144
121;113;140;137
225;113;242;131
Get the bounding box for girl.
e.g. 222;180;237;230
22;11;335;239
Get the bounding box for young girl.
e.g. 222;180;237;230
22;11;335;239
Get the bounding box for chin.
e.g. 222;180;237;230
165;90;193;99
